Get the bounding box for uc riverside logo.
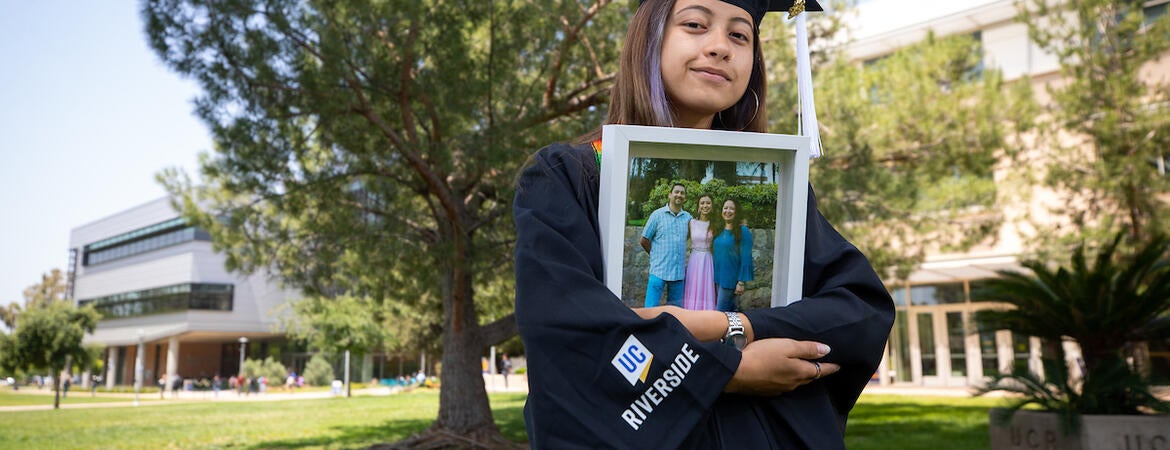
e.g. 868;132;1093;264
612;335;653;386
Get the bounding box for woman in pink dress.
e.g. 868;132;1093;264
682;194;716;310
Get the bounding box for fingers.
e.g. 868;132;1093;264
808;361;840;380
790;340;831;360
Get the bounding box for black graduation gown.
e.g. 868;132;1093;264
513;143;894;449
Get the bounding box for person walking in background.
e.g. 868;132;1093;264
683;193;717;310
712;198;753;312
640;183;691;307
500;353;513;389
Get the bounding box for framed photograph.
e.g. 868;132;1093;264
598;125;809;309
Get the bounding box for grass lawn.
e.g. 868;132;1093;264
0;390;525;450
0;389;158;407
847;394;1002;450
0;389;1002;449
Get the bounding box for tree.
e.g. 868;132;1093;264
282;295;389;397
1;268;70;329
0;300;100;409
1020;0;1170;249
143;0;622;445
974;232;1170;432
810;30;1036;278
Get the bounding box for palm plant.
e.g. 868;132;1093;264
973;232;1170;433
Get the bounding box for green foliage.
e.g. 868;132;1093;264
303;353;335;386
639;178;779;228
143;0;625;432
239;356;287;382
813;31;1036;279
261;357;288;382
0;301;100;376
240;359;263;379
973;233;1170;425
1019;0;1170;248
283;295;389;355
1;269;71;330
0;299;100;409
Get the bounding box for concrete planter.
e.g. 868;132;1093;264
989;409;1170;450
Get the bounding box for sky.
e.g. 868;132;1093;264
0;2;209;313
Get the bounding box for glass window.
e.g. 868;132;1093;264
891;311;912;382
978;322;1000;377
1149;337;1170;385
919;313;937;376
82;283;233;319
1012;332;1031;374
910;283;965;305
892;287;908;307
969;279;995;302
1146;2;1167;26
947;312;967;378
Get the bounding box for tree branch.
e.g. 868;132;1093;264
478;314;518;347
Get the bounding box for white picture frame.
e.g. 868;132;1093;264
598;125;810;307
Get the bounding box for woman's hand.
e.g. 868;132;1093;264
724;338;838;395
734;282;745;296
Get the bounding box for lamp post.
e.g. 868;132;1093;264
238;337;248;376
134;329;144;407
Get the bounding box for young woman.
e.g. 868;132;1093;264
712;198;754;311
682;194;717;310
513;0;893;448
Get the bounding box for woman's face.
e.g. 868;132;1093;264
698;196;713;215
721;200;736;221
660;0;755;128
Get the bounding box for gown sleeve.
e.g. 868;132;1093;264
740;186;895;422
513;143;743;449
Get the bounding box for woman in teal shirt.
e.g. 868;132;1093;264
712;198;753;311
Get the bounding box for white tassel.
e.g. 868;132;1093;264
794;13;822;158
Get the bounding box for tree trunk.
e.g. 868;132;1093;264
434;235;497;436
53;365;61;410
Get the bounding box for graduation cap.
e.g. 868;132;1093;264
639;0;823;25
638;0;825;157
719;0;824;25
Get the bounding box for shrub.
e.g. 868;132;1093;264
261;357;287;382
639;178;779;228
303;354;334;386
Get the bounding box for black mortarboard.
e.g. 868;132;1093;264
639;0;823;25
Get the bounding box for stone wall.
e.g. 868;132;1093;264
620;225;775;310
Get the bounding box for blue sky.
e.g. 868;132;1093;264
0;1;208;312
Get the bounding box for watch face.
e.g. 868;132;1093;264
729;334;746;350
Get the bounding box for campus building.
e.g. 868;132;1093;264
69;197;427;389
845;0;1170;386
69;197;297;389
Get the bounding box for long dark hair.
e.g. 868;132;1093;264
713;198;742;247
578;0;769;143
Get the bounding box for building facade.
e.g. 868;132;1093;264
70;197;296;389
845;0;1170;386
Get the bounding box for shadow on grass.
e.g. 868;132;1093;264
248;404;529;449
250;418;432;449
845;401;991;450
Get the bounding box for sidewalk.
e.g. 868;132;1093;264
0;385;396;412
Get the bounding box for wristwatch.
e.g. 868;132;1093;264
723;312;746;350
